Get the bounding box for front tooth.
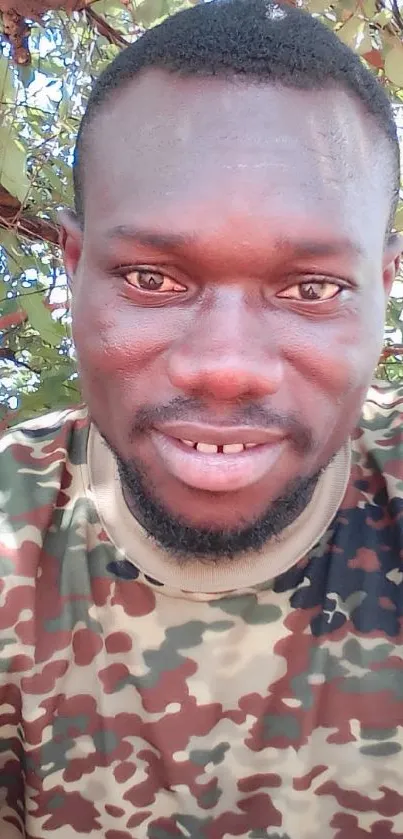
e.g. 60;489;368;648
222;443;244;454
245;443;257;449
196;442;219;453
182;439;195;447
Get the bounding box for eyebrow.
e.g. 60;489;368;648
277;238;365;260
106;225;194;250
106;225;364;260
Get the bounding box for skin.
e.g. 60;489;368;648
61;70;402;544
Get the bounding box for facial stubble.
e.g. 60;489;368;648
109;443;323;562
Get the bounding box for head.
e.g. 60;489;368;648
61;0;402;560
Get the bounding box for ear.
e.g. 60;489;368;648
58;209;83;291
383;232;403;298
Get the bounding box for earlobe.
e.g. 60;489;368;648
58;209;83;289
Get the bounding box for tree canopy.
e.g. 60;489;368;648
0;0;402;429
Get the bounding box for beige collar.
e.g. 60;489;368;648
88;424;351;594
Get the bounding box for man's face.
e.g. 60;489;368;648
62;71;400;557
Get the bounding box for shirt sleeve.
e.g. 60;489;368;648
0;413;72;839
0;512;26;839
0;682;25;838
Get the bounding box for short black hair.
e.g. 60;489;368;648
73;0;400;232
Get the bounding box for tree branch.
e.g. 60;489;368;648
391;0;403;34
375;0;403;39
85;6;129;47
1;10;31;64
380;345;403;359
0;184;59;245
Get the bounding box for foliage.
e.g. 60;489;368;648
0;0;402;428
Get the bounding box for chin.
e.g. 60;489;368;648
117;452;321;560
165;492;265;530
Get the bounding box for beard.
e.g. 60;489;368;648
98;395;322;562
112;446;323;562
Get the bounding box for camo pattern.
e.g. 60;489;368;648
1;382;403;839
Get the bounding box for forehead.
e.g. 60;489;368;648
83;70;389;249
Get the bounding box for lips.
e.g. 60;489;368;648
151;424;288;493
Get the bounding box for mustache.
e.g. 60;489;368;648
130;396;314;456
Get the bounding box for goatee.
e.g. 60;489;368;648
113;449;322;562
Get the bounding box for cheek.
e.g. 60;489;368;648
71;282;182;386
72;300;119;379
286;306;383;400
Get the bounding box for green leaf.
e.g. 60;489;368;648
0;55;15;105
44;166;67;199
394;204;403;233
0;275;9;301
134;0;166;27
38;56;65;77
33;370;76;409
308;0;330;13
338;0;359;18
23;292;64;347
337;17;364;49
356;22;372;56
91;0;129;17
0;294;20;317
0;229;24;276
385;44;403;87
16;64;35;89
0;128;30;203
373;8;393;27
362;0;376;17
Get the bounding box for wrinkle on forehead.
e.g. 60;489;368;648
90;75;380;189
84;72;391;249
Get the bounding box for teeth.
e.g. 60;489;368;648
222;443;244;454
196;442;219;453
180;440;260;453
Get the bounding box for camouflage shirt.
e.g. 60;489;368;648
1;382;403;839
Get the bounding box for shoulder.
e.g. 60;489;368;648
0;403;89;450
359;380;403;443
0;404;89;474
362;379;403;420
354;380;403;483
0;406;90;570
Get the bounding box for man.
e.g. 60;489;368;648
1;0;403;836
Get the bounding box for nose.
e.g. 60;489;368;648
166;292;284;402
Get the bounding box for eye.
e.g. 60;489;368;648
125;268;187;294
278;280;342;302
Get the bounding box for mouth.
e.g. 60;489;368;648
150;424;288;493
